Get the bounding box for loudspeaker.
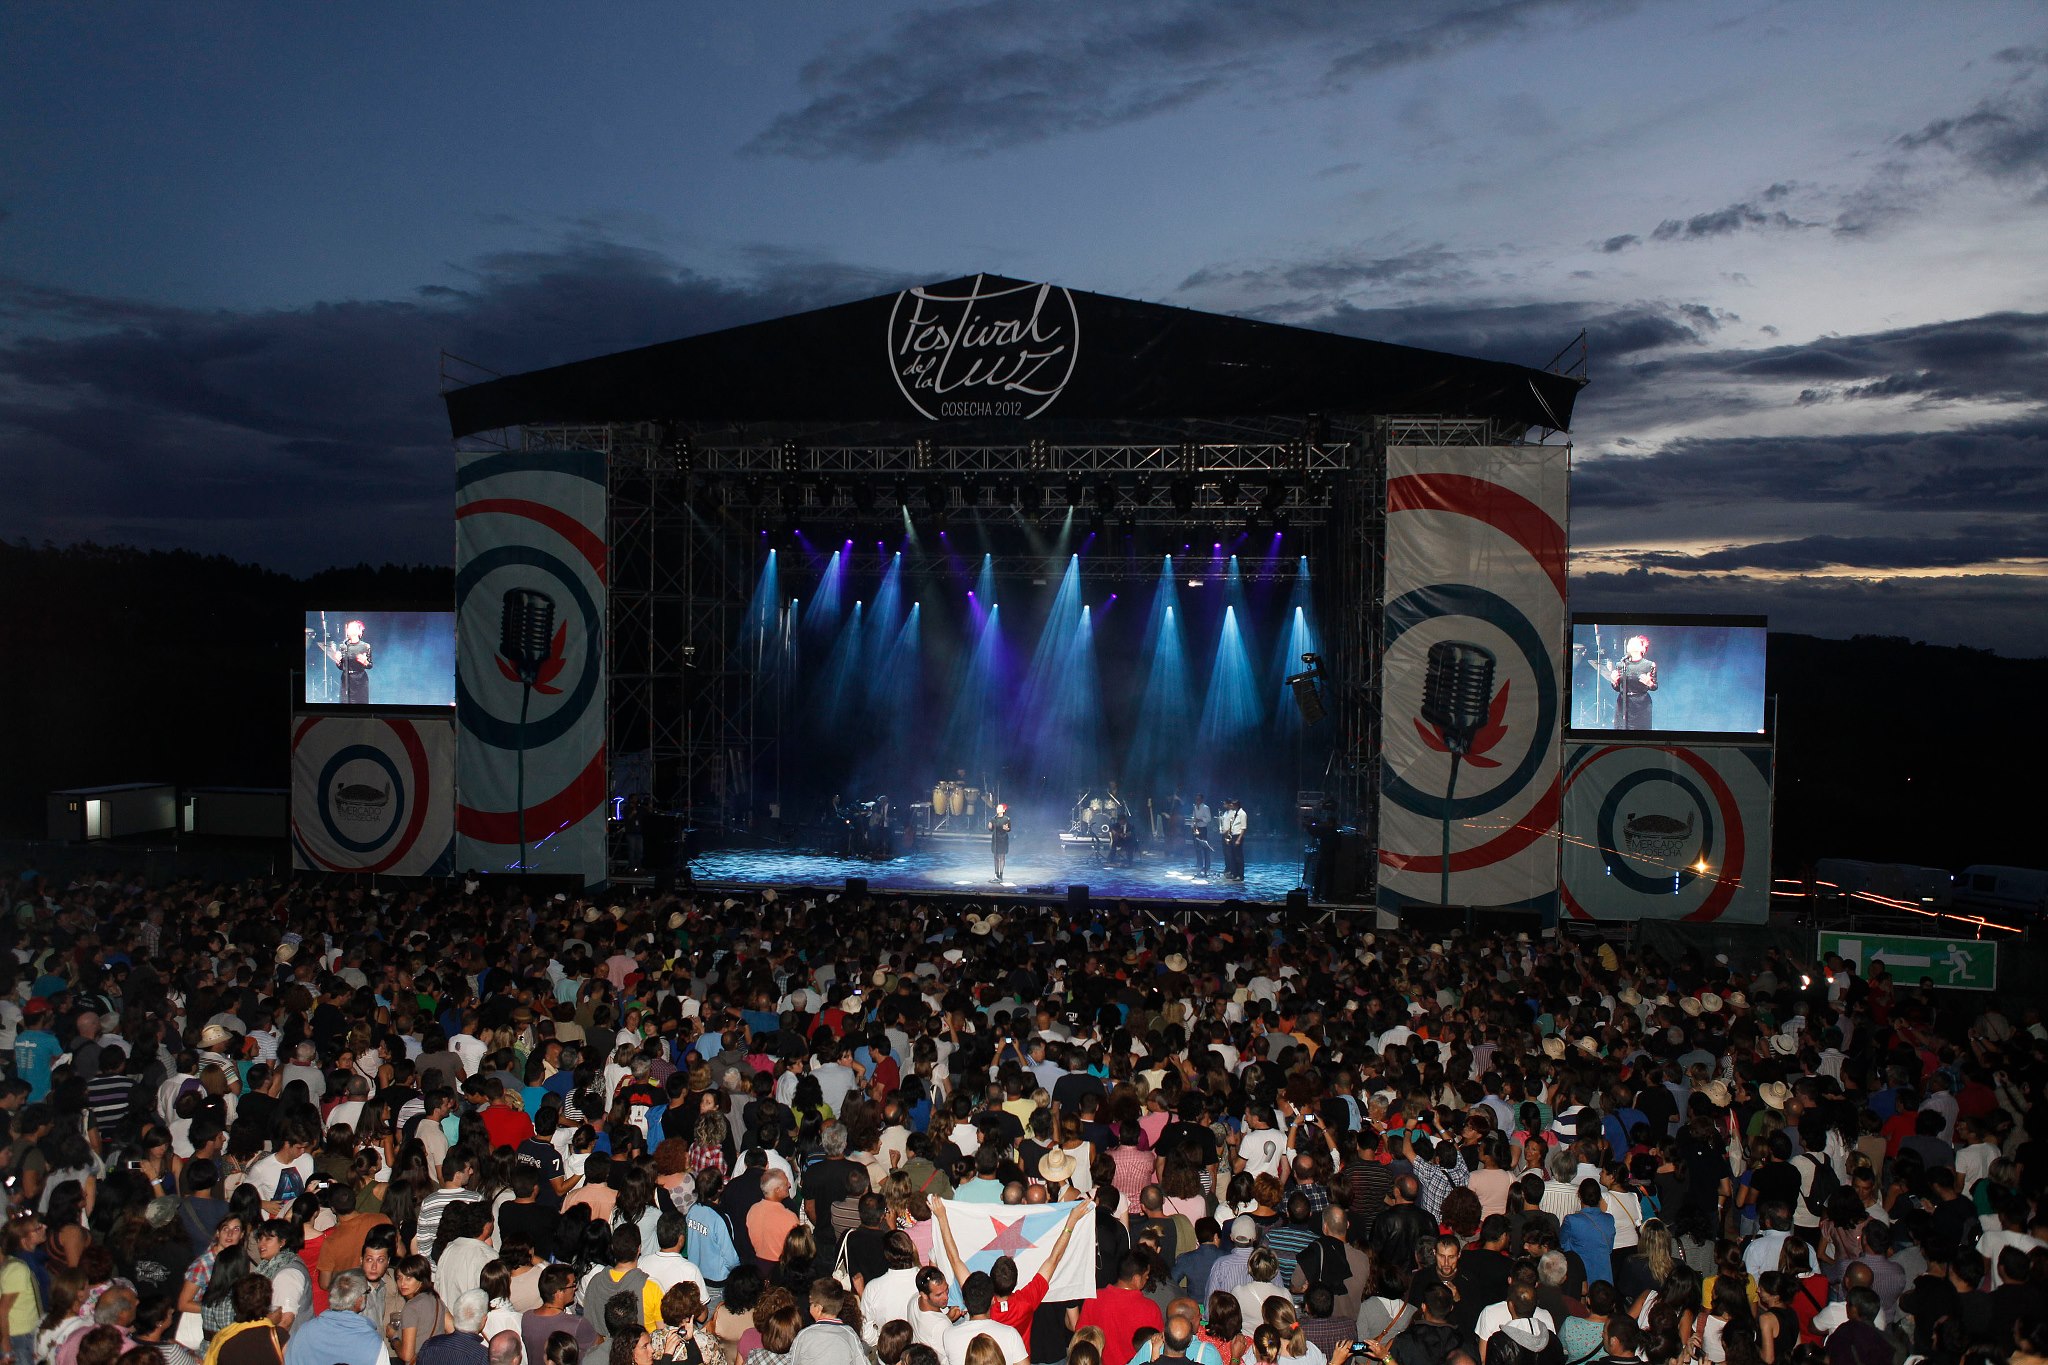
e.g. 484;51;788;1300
1289;676;1325;724
1067;884;1089;914
1286;889;1309;914
845;877;869;899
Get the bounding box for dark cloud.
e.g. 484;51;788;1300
1895;44;2048;187
1572;416;2048;516
1304;298;1714;368
1569;568;2048;657
1681;311;2048;402
1625;521;2048;573
1599;234;1639;253
1648;183;1817;241
749;0;1640;160
1180;246;1472;296
0;243;913;570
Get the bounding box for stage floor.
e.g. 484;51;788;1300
690;844;1310;903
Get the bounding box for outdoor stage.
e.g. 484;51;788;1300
441;274;1593;911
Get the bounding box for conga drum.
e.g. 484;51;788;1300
961;787;981;817
933;782;950;814
948;785;966;816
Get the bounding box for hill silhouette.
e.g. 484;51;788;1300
0;542;2041;877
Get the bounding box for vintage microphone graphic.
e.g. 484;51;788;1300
1420;640;1496;907
500;588;557;873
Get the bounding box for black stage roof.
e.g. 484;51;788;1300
444;274;1582;438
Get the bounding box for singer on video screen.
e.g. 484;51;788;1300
1604;633;1658;729
316;618;373;704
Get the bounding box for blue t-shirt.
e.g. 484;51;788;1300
13;1029;62;1101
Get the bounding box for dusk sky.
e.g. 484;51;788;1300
5;3;2046;651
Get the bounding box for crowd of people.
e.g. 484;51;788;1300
0;869;2044;1365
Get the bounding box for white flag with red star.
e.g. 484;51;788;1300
934;1199;1098;1302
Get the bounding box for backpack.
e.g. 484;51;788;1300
1298;1235;1352;1294
1798;1153;1841;1218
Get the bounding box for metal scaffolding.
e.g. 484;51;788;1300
508;412;1545;885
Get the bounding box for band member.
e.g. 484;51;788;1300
313;618;373;704
988;803;1012;881
1108;807;1135;865
1188;793;1213;874
868;796;890;859
1603;634;1658;730
1219;799;1248;881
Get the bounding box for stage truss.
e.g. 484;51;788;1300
508;413;1533;884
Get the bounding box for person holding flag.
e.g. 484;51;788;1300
934;1200;1092;1365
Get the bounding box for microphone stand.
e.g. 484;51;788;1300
517;679;533;874
1441;753;1462;911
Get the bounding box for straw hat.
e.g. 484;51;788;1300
1576;1036;1602;1056
199;1024;233;1051
1759;1081;1790;1111
1701;992;1724;1014
275;943;297;964
1541;1036;1566;1060
1727;991;1748;1010
1769;1032;1800;1056
1165;953;1188;974
1700;1080;1732;1108
1618;988;1642;1009
1038;1149;1076;1183
1680;996;1703;1017
667;912;685;929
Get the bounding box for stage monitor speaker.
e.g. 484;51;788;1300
1286;889;1309;914
1289;677;1326;725
1067;884;1089;914
845;877;868;899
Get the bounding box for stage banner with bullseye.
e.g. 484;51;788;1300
455;449;608;883
1377;444;1568;913
1561;741;1773;923
291;714;455;875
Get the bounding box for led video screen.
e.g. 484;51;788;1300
1568;614;1767;736
302;610;455;707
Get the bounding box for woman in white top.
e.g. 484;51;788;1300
1601;1161;1645;1259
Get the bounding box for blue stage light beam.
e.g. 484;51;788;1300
1017;556;1100;789
815;599;865;726
803;549;845;632
1198;604;1262;749
1125;557;1191;788
940;601;1006;778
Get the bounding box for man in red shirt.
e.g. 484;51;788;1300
935;1201;1089;1358
479;1080;536;1150
1075;1254;1164;1365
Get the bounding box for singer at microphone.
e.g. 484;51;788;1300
1604;633;1657;730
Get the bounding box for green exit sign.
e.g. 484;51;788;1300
1817;930;2000;992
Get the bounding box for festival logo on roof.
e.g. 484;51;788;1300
888;276;1080;420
